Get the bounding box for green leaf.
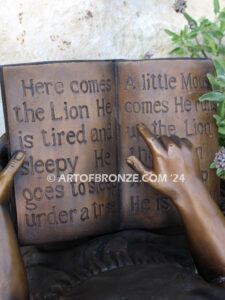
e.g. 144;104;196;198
216;168;223;176
218;45;225;56
184;12;197;27
204;46;213;54
169;47;188;56
191;52;201;58
202;31;212;41
218;11;225;21
213;58;225;76
214;0;220;14
220;20;225;31
217;75;225;86
164;29;179;39
188;30;198;39
209;39;218;55
199;91;225;102
200;18;212;28
213;114;222;125
207;73;221;91
210;162;217;168
183;25;189;37
218;126;225;134
210;30;223;39
217;169;225;177
217;102;224;117
180;29;184;39
184;41;196;48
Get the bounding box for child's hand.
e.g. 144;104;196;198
0;151;25;205
126;123;202;200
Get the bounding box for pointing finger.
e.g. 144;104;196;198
136;123;166;155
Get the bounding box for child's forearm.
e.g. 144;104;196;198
0;151;29;299
173;178;225;281
0;206;29;300
127;123;225;283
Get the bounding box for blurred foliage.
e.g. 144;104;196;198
199;58;225;176
165;0;225;58
166;0;225;177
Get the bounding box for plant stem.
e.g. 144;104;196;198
195;37;208;58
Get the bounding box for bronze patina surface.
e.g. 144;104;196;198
0;150;28;300
2;61;119;244
127;123;225;282
1;59;219;244
1;129;225;299
117;59;219;229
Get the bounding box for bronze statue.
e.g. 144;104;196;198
1;124;225;299
2;59;219;244
127;123;225;283
0;150;28;300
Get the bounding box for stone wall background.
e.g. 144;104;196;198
0;0;224;136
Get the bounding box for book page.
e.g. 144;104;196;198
2;61;119;244
116;59;220;229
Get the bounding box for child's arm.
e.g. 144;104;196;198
127;123;225;282
0;151;29;299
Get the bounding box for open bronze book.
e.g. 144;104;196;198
1;59;219;244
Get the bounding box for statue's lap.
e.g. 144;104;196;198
23;229;225;300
